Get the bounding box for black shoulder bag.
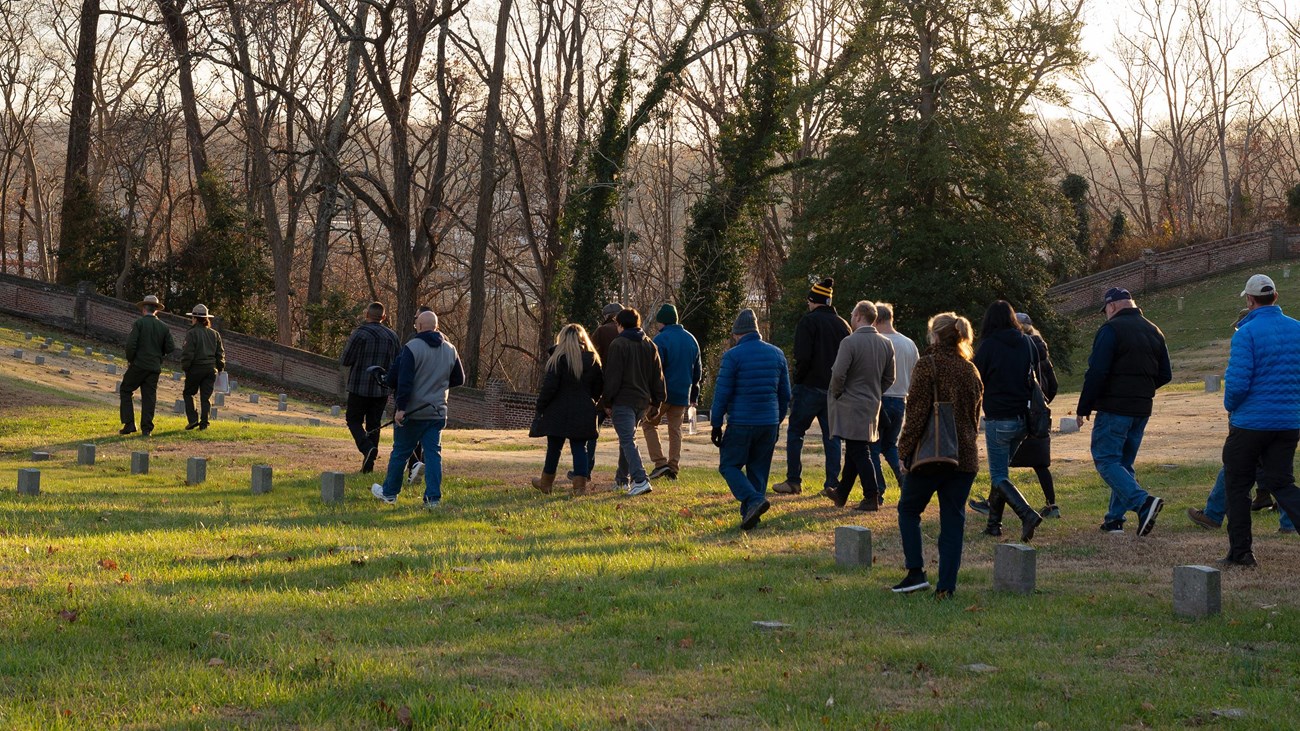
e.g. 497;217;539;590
1025;336;1052;440
910;355;960;473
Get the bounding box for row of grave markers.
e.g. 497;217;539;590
832;525;1222;619
17;449;349;504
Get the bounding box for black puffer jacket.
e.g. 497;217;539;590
973;328;1038;420
792;305;852;389
536;351;604;440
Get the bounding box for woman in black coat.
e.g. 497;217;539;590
532;324;604;495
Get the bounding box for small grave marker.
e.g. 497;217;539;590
13;349;23;359
249;393;260;404
992;543;1036;595
1205;375;1221;393
34;355;45;365
833;526;873;568
186;457;207;485
1173;565;1221;618
321;472;346;503
331;405;341;417
77;443;96;466
173;399;185;414
17;469;40;496
251;465;273;495
130;452;150;475
308;418;321;427
31;451;50;462
214;393;224;407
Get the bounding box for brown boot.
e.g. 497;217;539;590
571;476;589;495
531;473;556;495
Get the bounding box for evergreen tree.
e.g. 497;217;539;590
1060;173;1091;263
785;0;1083;356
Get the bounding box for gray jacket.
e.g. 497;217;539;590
828;325;896;442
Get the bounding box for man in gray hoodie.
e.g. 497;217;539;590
371;310;465;508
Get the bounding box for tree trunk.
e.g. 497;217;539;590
56;0;99;285
157;0;217;220
307;0;370;327
463;0;514;387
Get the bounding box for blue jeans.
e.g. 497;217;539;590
544;436;587;477
898;469;977;594
785;385;841;488
870;396;907;494
1091;411;1150;525
380;418;445;502
984;416;1027;489
719;423;779;516
1207;466;1295;530
610;405;648;484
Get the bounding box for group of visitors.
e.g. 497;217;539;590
113;266;1300;594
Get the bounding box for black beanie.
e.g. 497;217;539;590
808;277;834;305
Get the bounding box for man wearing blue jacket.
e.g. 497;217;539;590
644;303;702;481
371;310;465;508
711;309;791;530
1076;288;1172;536
1220;274;1300;567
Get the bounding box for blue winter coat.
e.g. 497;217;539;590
711;333;791;426
1225;305;1300;430
653;324;702;406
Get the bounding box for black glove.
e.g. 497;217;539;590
711;425;724;448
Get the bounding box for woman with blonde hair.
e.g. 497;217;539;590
892;312;984;598
531;324;604;495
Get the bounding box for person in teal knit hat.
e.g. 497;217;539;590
643;303;702;480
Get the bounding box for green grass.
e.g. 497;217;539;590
1057;259;1300;392
2;394;1299;729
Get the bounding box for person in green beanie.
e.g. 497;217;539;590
643;303;702;480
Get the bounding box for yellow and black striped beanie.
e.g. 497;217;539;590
808;277;834;305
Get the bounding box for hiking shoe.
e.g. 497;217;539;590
185;422;200;431
422;499;441;510
968;497;991;516
1186;507;1221;530
627;480;653;497
141;429;152;437
1099;520;1124;534
661;470;678;480
851;499;879;512
1040;505;1061;519
1216;554;1258;569
1251;491;1276;512
1137;496;1164;537
891;572;930;594
934;589;954;601
740;499;770;530
198;423;209;431
119;426;137;436
773;481;802;495
407;461;424;484
370;483;396;504
821;486;848;508
361;447;378;474
982;525;1002;537
648;465;673;480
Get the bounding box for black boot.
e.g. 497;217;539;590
984;488;1005;536
995;479;1044;542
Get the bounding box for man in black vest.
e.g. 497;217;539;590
1076;288;1172;536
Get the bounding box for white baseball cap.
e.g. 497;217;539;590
1241;274;1277;298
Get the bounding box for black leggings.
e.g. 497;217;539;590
1028;465;1055;505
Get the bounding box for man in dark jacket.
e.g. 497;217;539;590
774;278;851;495
180;304;225;431
371;310;465;507
120;294;177;436
341;302;400;473
1077;288;1172;536
598;308;666;497
711;309;791;529
1217;274;1300;567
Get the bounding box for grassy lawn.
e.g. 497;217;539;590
2;368;1299;730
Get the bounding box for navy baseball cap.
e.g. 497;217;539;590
1100;287;1131;312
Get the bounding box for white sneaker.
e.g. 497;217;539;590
627;480;653;497
407;461;424;484
422;499;441;510
370;483;396;504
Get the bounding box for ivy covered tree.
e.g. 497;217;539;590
560;0;713;328
784;0;1084;355
1061;173;1091;265
678;0;798;361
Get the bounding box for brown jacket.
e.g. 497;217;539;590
594;319;619;361
898;345;984;473
598;329;666;411
828;325;895;442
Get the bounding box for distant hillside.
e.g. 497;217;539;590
1057;259;1300;392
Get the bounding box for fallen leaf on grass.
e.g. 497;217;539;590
677;637;694;649
964;603;984;613
396;705;413;727
207;657;226;667
97;558;118;570
210;631;231;642
117;573;132;584
1142;701;1156;711
678;507;692;518
46;545;59;555
57;609;78;623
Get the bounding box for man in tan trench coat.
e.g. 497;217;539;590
826;300;896;511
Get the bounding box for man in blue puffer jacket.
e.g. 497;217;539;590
1220;274;1300;568
711;309;791;530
